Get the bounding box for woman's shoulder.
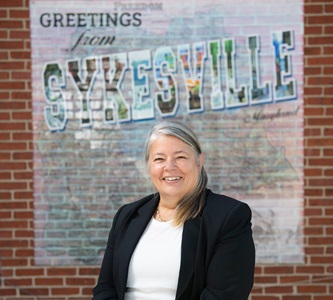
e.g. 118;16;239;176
204;189;252;216
202;189;253;234
115;193;157;217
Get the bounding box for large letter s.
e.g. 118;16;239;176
43;62;67;131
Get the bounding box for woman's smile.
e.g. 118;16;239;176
163;176;182;182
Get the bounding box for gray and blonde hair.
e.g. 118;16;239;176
144;120;208;226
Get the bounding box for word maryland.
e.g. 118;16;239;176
43;30;297;131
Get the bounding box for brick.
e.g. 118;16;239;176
280;275;310;284
297;285;327;293
79;268;100;275
308;158;333;166
0;171;11;179
35;277;63;286
15;230;34;238
0;0;24;7
282;296;311;300
308;199;333;206
305;247;324;255
309;237;333;244
304;66;321;75
1;258;28;267
323;46;333;55
254;276;278;284
0;111;10;119
15;268;45;277
0;162;27;170
13;191;33;199
0;101;26;109
0;220;29;229
0;201;28;211
5;278;33;286
51;288;80;295
264;266;294;274
0;210;11;218
307;15;333;25
66;277;96;286
0;60;25;70
304;46;322;55
0;191;11;199
19;288;49;296
296;266;325;274
0;288;16;296
304;4;324;14
324;87;333;95
11;91;32;99
304;169;322;176
13;211;33;219
251;297;279;300
15;249;34;257
13;171;33;180
0;153;11;160
0;249;13;257
308;118;333;126
304;107;324;115
309;178;333;186
311;255;333;264
308;36;333;46
304;188;323;196
304;208;323;216
266;286;293;293
12;152;33;160
303;87;323;95
325;25;333;34
308;76;333;85
0;181;27;190
12;71;31;79
12;111;32;120
324;169;333;176
324;128;333;135
304;226;324;236
307;56;333;66
9;9;29;19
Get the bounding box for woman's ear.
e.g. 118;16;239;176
199;153;205;167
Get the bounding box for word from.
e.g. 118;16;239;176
71;31;116;51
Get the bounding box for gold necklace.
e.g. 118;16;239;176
156;207;168;222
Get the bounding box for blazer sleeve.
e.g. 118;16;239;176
92;205;125;300
200;202;255;300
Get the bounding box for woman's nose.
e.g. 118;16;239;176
164;158;177;170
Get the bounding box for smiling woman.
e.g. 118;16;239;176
92;120;256;300
143;121;207;226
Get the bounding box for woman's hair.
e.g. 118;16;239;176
143;120;208;226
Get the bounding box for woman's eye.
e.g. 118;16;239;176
177;156;186;159
154;157;163;162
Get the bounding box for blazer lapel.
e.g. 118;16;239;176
115;196;159;298
176;217;200;300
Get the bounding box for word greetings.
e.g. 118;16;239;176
43;30;296;131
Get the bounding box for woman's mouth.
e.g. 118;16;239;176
163;176;181;182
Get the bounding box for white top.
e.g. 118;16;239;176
125;218;184;300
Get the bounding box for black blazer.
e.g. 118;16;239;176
92;189;255;300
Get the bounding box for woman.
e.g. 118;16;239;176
92;120;255;300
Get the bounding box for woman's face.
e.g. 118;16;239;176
148;134;204;203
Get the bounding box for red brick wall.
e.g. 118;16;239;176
0;0;332;299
